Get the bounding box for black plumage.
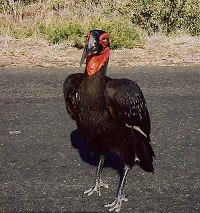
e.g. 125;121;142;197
63;30;155;212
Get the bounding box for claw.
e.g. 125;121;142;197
84;180;109;196
104;195;128;212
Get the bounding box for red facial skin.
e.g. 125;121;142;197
86;32;110;76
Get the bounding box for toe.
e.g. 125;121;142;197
104;195;128;212
84;187;95;196
84;181;109;197
104;200;116;208
88;190;95;196
84;188;91;195
109;203;121;212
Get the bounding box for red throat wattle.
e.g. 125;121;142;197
86;47;110;76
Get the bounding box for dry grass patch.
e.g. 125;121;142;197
0;0;143;49
1;35;200;68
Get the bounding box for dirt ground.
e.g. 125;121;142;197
0;35;200;68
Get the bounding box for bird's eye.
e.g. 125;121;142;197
102;38;108;42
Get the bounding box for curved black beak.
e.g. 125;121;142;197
80;32;103;66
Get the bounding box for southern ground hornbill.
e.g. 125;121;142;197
63;30;155;212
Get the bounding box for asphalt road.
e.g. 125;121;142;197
0;66;200;213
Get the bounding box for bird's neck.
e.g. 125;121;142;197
78;48;110;109
85;47;110;76
78;59;109;110
83;63;108;94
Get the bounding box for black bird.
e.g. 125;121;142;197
63;30;155;212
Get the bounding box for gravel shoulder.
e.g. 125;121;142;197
0;35;200;68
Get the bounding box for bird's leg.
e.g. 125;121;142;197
84;155;108;196
105;165;130;212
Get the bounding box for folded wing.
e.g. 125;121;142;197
63;73;83;120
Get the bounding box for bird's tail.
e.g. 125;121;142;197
135;133;155;172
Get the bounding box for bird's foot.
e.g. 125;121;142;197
84;180;109;196
104;195;128;212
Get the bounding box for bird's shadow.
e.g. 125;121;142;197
70;129;124;177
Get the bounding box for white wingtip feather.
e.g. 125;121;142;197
125;124;147;138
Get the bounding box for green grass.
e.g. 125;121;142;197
37;19;142;49
38;22;85;47
129;0;200;36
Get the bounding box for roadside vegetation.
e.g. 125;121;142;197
0;0;200;49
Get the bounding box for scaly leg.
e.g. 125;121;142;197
84;155;108;196
105;165;130;212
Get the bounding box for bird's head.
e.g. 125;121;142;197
80;29;110;76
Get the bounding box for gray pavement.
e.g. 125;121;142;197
0;66;200;212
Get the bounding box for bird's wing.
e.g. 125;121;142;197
63;73;83;120
105;78;151;139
